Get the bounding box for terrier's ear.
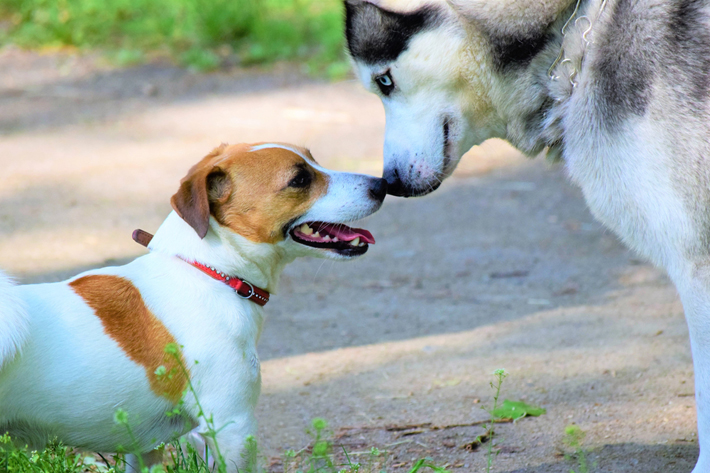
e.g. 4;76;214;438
170;145;231;239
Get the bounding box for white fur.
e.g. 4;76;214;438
0;149;384;472
250;143;311;161
0;271;29;369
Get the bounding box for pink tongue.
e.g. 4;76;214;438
318;223;375;244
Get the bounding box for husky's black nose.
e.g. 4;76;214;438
383;168;408;197
369;178;388;202
383;167;440;197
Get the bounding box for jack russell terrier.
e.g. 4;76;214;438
0;142;387;472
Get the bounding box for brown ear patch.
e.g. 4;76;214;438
170;171;212;239
69;275;188;403
170;144;231;239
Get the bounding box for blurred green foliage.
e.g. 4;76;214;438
0;0;348;75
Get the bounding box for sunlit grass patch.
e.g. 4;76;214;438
0;434;97;473
0;0;347;74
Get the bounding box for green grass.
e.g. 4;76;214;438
563;425;593;473
0;434;90;473
0;423;450;473
0;0;348;74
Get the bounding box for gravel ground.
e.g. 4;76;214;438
0;49;698;472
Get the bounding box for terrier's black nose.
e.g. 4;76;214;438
369;178;388;202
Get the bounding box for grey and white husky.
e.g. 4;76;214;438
345;0;710;470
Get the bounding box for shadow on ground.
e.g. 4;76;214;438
510;442;697;473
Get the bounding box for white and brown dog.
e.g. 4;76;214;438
0;142;387;471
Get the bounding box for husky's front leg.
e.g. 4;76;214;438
676;265;710;473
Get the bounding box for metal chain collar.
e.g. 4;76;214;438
548;0;609;87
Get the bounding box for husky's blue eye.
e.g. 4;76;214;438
375;72;395;95
378;75;392;87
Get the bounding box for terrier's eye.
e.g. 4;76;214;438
375;71;395;95
288;170;312;188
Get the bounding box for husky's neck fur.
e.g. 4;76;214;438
478;0;596;160
148;212;292;294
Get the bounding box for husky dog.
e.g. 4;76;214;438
345;0;710;470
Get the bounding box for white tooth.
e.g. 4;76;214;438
359;242;365;247
332;237;339;242
313;231;320;238
323;235;331;241
300;224;313;235
350;237;360;246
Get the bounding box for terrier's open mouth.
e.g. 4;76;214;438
291;222;375;256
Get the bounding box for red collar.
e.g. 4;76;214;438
132;229;270;306
178;258;270;306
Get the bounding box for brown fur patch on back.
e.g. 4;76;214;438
69;275;187;402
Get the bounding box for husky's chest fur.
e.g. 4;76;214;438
549;0;710;274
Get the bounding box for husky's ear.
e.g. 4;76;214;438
448;0;573;35
346;0;437;12
170;145;232;239
345;0;440;64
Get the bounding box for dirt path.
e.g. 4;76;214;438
0;49;698;472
